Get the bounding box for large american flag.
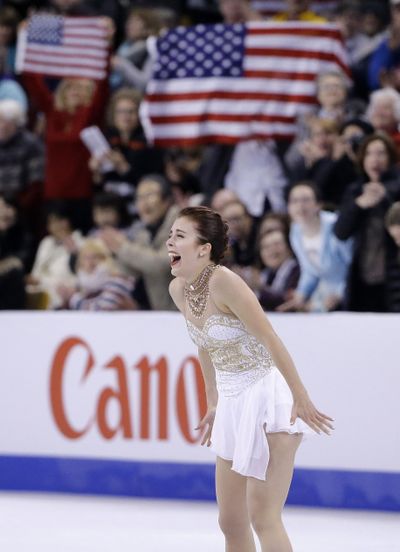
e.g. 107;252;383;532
16;14;109;80
141;22;349;147
251;1;339;17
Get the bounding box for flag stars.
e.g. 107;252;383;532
153;22;245;80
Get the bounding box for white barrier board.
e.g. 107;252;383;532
0;311;399;474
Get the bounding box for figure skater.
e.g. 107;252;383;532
166;206;333;552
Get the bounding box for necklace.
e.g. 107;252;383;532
184;264;219;318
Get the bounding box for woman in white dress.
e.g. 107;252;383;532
166;206;333;552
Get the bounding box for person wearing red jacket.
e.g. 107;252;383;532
22;54;110;233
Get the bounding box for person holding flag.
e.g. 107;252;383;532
17;14;114;233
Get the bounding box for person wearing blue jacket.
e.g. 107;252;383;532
368;0;400;91
278;181;353;312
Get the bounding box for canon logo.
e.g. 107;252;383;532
49;337;207;443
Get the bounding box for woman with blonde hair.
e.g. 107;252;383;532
57;238;136;311
21;27;112;233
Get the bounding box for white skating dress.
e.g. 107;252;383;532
186;312;315;481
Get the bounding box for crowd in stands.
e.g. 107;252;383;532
1;0;400;313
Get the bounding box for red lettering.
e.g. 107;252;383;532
49;337;94;439
176;356;207;443
97;355;133;439
135;356;168;439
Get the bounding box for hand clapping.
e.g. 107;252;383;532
356;181;386;209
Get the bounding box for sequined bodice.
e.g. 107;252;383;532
186;313;274;396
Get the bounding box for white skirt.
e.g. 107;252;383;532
210;367;316;480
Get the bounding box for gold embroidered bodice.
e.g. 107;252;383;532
186;313;274;396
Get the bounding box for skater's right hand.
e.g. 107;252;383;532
195;407;216;447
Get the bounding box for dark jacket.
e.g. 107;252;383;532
101;126;164;196
386;241;400;312
258;258;300;311
334;168;400;310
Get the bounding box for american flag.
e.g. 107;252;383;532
251;1;339;18
16;14;109;80
141;22;349;147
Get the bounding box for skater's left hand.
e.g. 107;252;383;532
290;391;334;435
195;407;216;447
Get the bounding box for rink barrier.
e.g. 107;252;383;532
1;312;399;511
0;456;399;511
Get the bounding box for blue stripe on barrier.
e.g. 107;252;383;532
0;455;399;511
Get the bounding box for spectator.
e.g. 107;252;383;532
272;0;326;22
285;117;339;187
316;71;358;125
351;2;389;100
0;194;33;309
110;8;162;92
368;0;400;91
220;199;259;267
28;202;83;308
21;20;113;233
48;0;100;16
197;144;236;201
100;174;178;310
295;117;374;209
290;71;358;148
360;2;389;39
210;188;239;213
334;132;400;311
0;6;27;110
281;181;353;312
365;87;400;151
217;0;262;24
258;211;291;238
0;99;44;229
249;229;300;311
384;202;400;311
89;192;131;237
0;6;19;75
0;74;27;112
164;147;204;208
89;87;163;200
57;238;136;311
224;139;288;216
332;1;370;66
